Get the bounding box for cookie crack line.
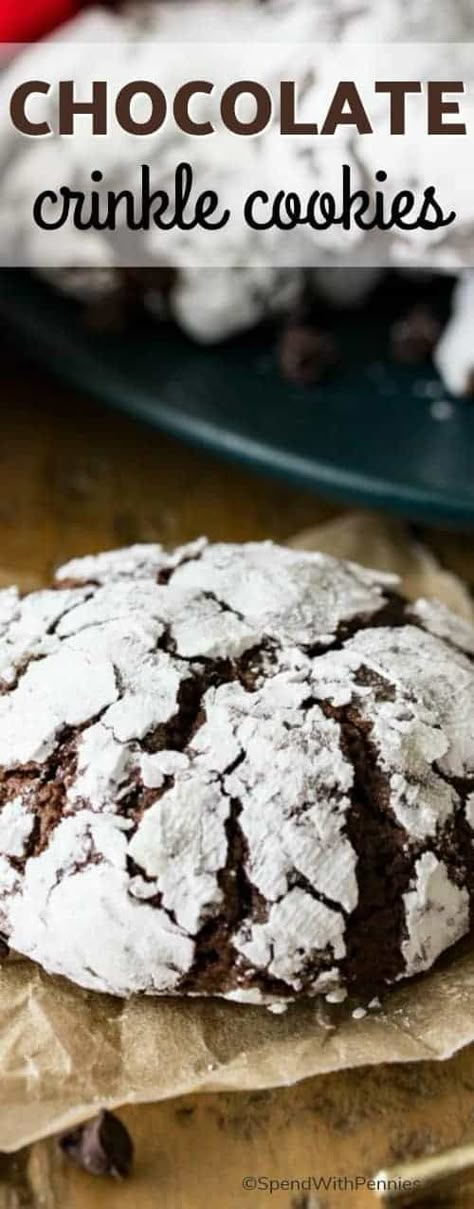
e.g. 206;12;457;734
285;868;349;920
0;651;46;695
320;700;417;992
200;591;246;623
303;591;409;657
179;753;273;994
432;762;474;801
45;590;96;635
0;539;472;1004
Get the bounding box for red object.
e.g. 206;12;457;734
0;0;82;42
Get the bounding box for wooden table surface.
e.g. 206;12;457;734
1;334;474;1209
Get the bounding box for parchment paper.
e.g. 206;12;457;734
1;511;474;1154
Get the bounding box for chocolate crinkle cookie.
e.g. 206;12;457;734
0;540;473;1005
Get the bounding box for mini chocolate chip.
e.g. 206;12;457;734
0;934;9;960
389;305;442;365
278;322;338;386
59;1110;133;1179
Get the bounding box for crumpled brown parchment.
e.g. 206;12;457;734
1;511;474;1153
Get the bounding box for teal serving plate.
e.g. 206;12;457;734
1;270;473;527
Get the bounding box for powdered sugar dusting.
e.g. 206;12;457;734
311;624;474;838
235;887;346;991
0;797;34;859
171;542;397;648
56;539;207;585
0;643;119;766
128;773;229;934
0;539;472;1002
8;821;195;995
194;685;356;909
0;586;91;686
401;853;469;977
412;597;474;657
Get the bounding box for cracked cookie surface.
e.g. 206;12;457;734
0;539;473;1004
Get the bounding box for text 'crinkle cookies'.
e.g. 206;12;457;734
0;539;473;1005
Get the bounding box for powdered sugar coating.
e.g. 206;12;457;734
192;681;357;909
168;541;398;648
0;539;472;1003
402;853;470;977
412;596;474;657
0;797;34;859
56;539;207;586
235;888;346;991
7;816;195;996
128;772;229;933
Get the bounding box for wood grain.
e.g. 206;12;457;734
1;333;474;1208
